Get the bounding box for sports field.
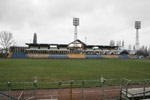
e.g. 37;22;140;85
0;59;150;82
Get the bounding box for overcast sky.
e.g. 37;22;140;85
0;0;150;49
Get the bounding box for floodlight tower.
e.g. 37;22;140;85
73;17;79;40
135;21;141;51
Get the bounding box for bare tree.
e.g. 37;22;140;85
118;40;121;46
0;31;15;51
136;46;149;57
128;44;131;50
133;45;135;50
122;40;124;47
109;40;115;46
116;40;121;46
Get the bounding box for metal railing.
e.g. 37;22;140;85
0;78;150;100
120;79;150;100
0;91;18;100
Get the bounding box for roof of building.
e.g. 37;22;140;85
25;39;118;49
25;43;68;47
86;45;118;48
68;39;86;46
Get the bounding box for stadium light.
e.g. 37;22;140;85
135;21;141;51
73;17;79;40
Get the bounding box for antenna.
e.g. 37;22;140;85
85;37;87;44
73;17;79;40
135;21;141;50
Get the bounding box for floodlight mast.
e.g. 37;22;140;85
74;26;77;40
135;21;141;51
73;17;79;40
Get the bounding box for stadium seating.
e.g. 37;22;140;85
118;55;130;59
86;55;103;59
28;54;49;59
9;53;131;59
102;55;119;59
128;55;133;59
11;53;27;58
68;54;86;59
50;54;69;59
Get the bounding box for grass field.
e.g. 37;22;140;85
0;59;150;82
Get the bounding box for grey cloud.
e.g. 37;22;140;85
0;0;149;48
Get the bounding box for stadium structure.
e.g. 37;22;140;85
7;18;131;59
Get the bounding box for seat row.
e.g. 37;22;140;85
9;53;131;59
11;53;27;58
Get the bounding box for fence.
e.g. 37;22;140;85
0;78;150;100
120;79;150;100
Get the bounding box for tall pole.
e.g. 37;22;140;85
136;29;139;50
135;21;141;51
74;26;77;40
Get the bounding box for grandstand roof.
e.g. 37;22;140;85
68;39;86;46
25;43;68;47
25;39;118;49
86;45;118;49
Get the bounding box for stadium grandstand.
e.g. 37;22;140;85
8;37;131;59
